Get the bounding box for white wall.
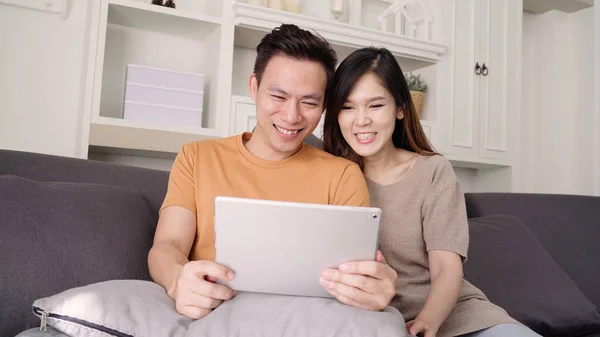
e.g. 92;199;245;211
520;8;596;195
0;1;91;158
595;2;600;196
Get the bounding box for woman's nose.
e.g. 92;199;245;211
355;108;371;126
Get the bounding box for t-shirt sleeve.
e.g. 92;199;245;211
332;164;370;207
160;142;197;215
421;160;469;261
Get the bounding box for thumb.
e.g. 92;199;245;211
376;250;388;264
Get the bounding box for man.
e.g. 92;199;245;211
147;24;370;319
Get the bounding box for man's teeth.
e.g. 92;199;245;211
356;133;375;140
275;125;300;135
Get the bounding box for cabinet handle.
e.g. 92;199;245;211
474;62;482;75
481;63;489;76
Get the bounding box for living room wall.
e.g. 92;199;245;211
520;8;598;196
0;1;91;158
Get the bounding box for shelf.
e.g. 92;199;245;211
88;116;221;154
107;0;221;39
232;2;447;71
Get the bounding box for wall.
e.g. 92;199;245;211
595;2;600;196
0;1;91;158
520;8;596;195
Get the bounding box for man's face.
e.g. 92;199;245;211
249;54;327;159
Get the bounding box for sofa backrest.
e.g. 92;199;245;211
0;149;169;213
465;192;600;310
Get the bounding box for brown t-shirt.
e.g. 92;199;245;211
160;132;370;262
367;154;518;337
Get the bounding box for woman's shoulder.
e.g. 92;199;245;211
418;154;458;185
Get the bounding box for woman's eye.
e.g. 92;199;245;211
341;106;352;110
371;104;384;108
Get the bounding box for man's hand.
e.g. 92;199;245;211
319;250;397;311
406;317;437;337
171;260;237;319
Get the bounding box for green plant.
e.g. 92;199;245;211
164;0;176;8
404;73;428;93
151;0;163;5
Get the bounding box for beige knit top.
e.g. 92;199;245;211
367;154;519;337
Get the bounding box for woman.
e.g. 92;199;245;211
320;47;540;337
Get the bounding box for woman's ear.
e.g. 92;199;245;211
249;74;258;102
396;107;405;120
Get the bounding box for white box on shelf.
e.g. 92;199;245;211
123;102;203;128
126;64;205;92
123;64;205;128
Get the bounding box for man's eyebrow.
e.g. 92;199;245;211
267;85;321;101
267;85;288;95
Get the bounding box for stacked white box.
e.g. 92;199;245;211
123;64;205;128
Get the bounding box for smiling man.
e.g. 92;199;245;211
147;24;370;320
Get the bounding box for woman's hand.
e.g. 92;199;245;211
319;250;397;311
406;317;437;337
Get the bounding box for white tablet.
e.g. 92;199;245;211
214;196;382;298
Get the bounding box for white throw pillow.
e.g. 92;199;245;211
31;280;408;337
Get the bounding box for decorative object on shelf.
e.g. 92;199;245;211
123;64;205;128
330;0;344;19
151;0;163;5
282;0;300;13
348;0;362;25
164;0;176;8
377;0;434;40
245;0;265;6
405;73;427;118
266;0;282;10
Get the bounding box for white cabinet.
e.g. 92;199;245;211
436;0;522;166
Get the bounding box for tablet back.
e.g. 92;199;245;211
214;196;382;298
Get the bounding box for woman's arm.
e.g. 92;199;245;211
406;250;463;337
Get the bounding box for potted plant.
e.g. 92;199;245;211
404;73;427;119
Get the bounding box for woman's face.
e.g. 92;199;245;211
338;72;403;159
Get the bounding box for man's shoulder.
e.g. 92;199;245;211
180;135;238;155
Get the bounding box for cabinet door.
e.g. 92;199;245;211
478;0;521;161
436;0;481;159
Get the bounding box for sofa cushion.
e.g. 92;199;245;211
0;175;158;337
31;279;408;337
465;193;600;308
464;214;600;337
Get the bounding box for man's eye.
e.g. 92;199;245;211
303;102;318;107
271;95;284;100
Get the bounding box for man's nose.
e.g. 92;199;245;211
281;101;302;124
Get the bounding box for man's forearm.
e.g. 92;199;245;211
148;242;189;299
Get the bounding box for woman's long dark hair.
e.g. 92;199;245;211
323;47;437;170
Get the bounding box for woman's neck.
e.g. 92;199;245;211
363;143;418;185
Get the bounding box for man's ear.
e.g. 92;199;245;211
249;74;258;102
396;107;405;120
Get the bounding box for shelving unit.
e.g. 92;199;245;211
82;0;449;170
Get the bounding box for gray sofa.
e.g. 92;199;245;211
1;148;600;337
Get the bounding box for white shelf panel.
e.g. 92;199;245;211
107;0;221;39
89;116;221;154
232;2;446;71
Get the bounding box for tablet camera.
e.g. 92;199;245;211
372;214;378;219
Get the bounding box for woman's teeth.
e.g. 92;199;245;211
275;125;300;135
356;133;375;140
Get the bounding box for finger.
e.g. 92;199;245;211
321;278;374;308
339;260;394;280
322;269;376;293
326;288;371;310
193;279;236;301
408;321;426;336
425;330;435;337
377;250;388;265
180;290;223;309
186;260;235;282
175;303;211;319
405;320;415;330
